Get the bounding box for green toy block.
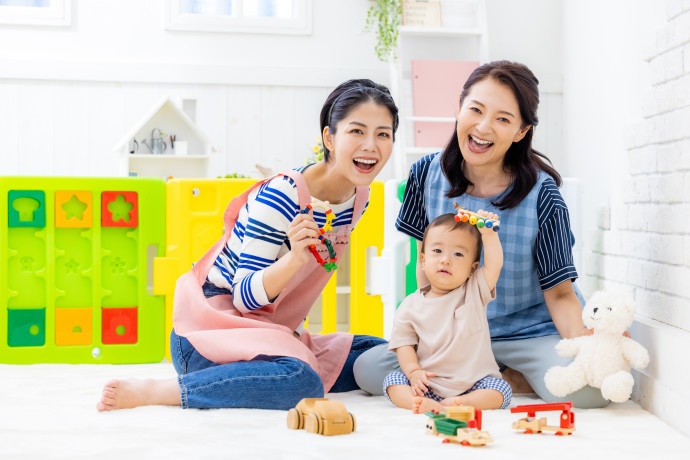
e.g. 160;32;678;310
434;418;467;436
8;308;46;347
8;190;45;228
396;180;418;299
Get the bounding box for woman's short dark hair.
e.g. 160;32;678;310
320;79;399;161
420;213;482;262
440;61;561;210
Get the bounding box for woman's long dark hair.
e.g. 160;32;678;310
319;79;399;161
441;61;561;210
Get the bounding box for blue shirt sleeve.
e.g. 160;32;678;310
395;154;435;241
536;178;579;290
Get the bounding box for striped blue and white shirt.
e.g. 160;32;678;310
208;165;360;313
396;153;585;340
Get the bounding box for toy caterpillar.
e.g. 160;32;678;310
452;203;500;232
300;199;337;272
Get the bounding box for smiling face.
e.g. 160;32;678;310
456;77;531;174
421;224;480;298
323;100;394;187
582;291;636;335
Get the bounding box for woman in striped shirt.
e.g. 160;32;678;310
354;61;609;409
97;79;399;411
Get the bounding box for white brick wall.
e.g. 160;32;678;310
588;0;690;435
593;1;690;318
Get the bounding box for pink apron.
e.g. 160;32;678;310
172;170;369;392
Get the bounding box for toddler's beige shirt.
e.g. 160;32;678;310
388;267;500;398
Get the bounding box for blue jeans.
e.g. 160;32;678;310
170;328;385;410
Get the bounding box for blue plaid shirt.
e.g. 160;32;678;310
396;153;584;340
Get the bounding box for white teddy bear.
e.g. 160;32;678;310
544;290;649;403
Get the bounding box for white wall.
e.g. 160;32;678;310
0;0;390;179
0;0;567;181
563;0;689;436
486;0;565;172
563;0;664;295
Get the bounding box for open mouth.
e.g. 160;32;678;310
353;157;378;172
437;269;451;275
467;134;493;153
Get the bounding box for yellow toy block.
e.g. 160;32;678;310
54;191;92;228
348;180;384;337
155;178;257;361
55;307;92;346
155;178;387;361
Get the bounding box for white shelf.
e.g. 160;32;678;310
405;147;443;155
399;26;482;37
115;97;218;178
406;116;455;122
392;0;488;179
128;154;209;159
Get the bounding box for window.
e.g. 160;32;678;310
0;0;70;26
164;0;311;35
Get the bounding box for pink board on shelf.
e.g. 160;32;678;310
411;60;478;148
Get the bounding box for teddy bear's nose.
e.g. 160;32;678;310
593;307;598;314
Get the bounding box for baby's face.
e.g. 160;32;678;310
421;225;479;297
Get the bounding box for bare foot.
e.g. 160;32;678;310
96;378;180;411
412;396;443;414
440;396;463;407
502;367;534;394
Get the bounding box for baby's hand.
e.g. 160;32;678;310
475;209;500;236
287;213;320;266
408;369;437;396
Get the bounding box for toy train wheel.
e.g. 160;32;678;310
461;441;470;446
305;413;322;435
286;408;303;430
349;412;357;432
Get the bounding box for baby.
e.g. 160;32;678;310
384;212;511;413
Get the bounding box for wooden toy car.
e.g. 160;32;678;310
425;406;493;447
510;402;575;435
287;398;356;436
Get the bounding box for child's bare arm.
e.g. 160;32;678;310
476;210;503;291
395;345;436;396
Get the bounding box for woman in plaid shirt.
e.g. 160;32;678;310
355;61;608;409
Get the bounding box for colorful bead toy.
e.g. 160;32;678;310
300;199;338;272
452;203;500;232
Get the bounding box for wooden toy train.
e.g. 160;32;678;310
424;406;493;447
510;402;576;435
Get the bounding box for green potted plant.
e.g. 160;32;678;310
365;0;402;62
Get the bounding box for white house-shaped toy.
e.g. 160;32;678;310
113;97;218;179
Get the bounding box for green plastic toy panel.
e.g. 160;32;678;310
0;177;166;364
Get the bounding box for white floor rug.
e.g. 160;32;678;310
1;362;688;460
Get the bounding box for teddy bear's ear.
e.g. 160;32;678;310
622;295;637;315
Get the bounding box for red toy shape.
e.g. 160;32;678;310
101;307;138;344
101;191;138;227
